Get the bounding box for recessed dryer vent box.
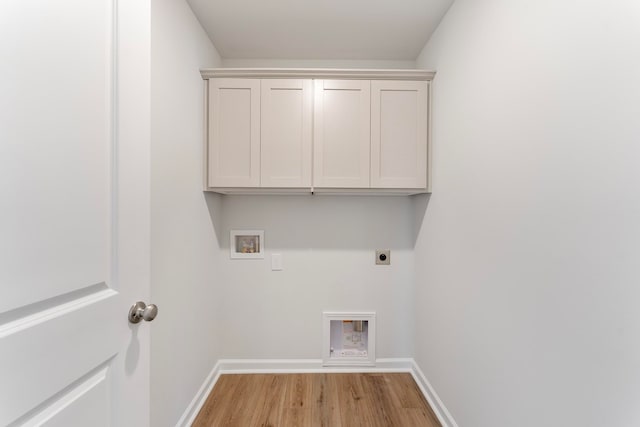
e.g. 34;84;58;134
322;312;376;367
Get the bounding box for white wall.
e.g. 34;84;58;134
211;57;418;361
218;195;415;359
150;0;222;425
222;58;417;69
414;1;640;426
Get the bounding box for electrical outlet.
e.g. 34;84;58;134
271;253;283;271
375;249;390;265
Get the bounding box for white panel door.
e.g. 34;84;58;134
261;79;312;188
371;80;428;189
0;1;150;426
314;80;371;188
208;78;260;187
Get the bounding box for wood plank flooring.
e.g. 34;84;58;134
192;373;441;427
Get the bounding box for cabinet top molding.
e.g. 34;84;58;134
200;68;435;81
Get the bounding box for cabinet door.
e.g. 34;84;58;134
208;78;260;187
314;80;371;188
371;80;428;189
261;79;312;188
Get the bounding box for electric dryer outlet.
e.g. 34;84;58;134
375;250;390;265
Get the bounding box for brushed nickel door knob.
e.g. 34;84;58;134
128;301;159;324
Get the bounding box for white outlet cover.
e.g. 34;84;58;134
271;253;283;271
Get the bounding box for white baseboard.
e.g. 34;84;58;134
410;360;459;427
176;358;457;427
217;357;413;373
175;361;222;427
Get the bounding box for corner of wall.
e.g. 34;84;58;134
150;0;223;425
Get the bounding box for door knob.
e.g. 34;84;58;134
128;301;158;324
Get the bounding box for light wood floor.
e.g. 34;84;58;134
192;373;441;427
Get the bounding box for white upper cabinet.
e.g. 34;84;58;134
371;80;428;189
261;79;313;188
313;80;371;188
201;69;434;194
208;78;260;187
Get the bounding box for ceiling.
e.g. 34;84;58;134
186;0;454;61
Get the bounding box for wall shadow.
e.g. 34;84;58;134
204;194;418;251
412;193;431;247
